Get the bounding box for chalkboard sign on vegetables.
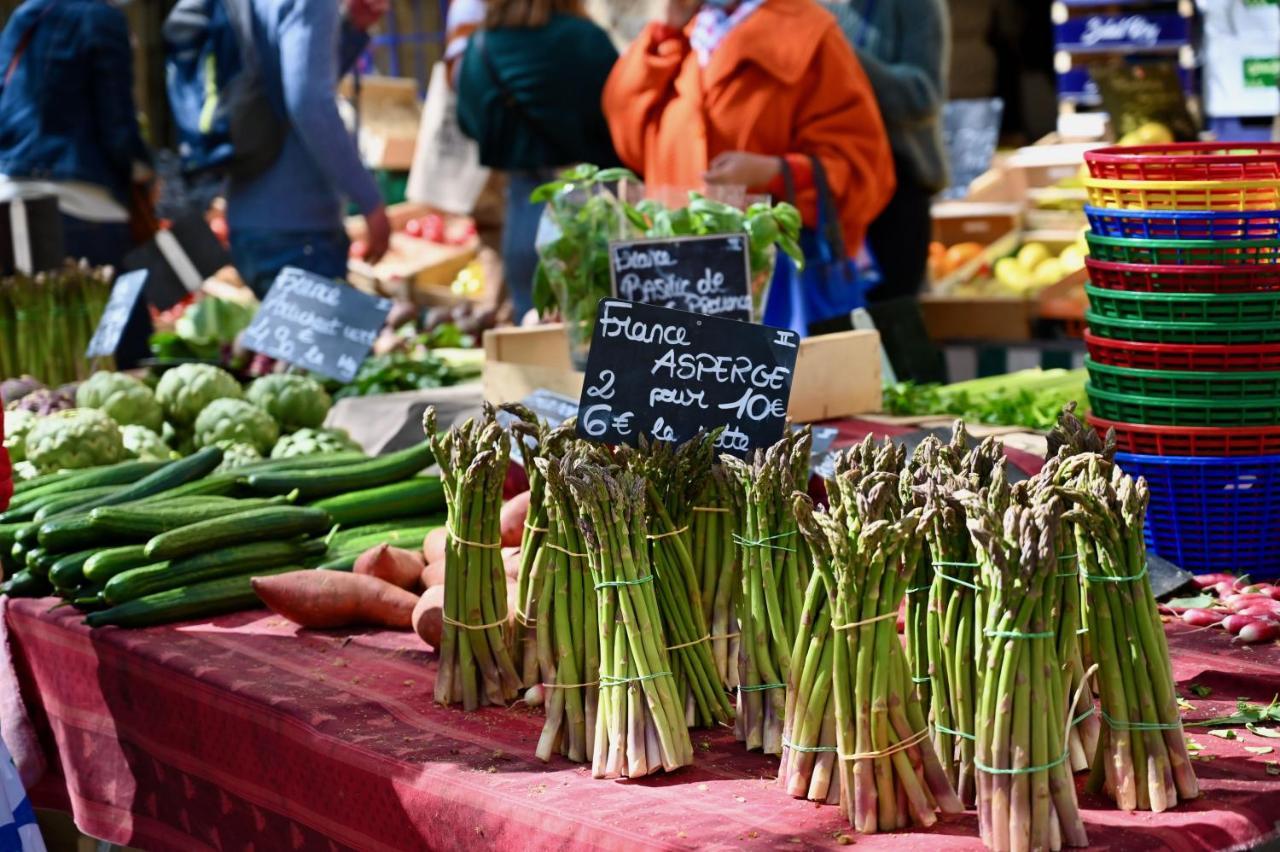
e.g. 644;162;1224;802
241;267;392;384
940;98;1003;199
531;164;802;367
86;271;148;360
610;234;753;321
575;298;799;455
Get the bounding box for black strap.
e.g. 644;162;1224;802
474;30;573;163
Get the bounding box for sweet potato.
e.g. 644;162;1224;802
412;585;445;647
252;570;418;629
354;543;424;590
422;526;448;566
421;560;445;589
502;546;521;581
500;491;530;548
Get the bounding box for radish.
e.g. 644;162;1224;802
1194;573;1239;589
1181;608;1226;628
1235;603;1280;619
1235;620;1280;645
1224;593;1275;611
1223;614;1262;635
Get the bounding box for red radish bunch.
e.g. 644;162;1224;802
1181;575;1280;644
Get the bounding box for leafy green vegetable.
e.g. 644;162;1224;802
1189;683;1214;698
1184;695;1280;729
882;368;1088;430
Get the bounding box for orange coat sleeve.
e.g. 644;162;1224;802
784;27;896;252
601;22;689;175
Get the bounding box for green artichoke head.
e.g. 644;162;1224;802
25;408;127;473
193;398;280;455
214;440;264;473
269;427;361;459
121;424;176;461
4;409;37;462
155;364;243;427
245;374;332;432
75;371;164;431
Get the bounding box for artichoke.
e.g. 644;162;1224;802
121;424;175;461
245;374;332;433
76;372;164;431
193;398;279;455
155;364;243;427
13;461;39;481
214;440;263;472
8;386;75;415
1;376;44;406
270;427;362;459
4;410;36;462
25;408;127;473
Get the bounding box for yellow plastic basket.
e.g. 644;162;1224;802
1083;177;1280;212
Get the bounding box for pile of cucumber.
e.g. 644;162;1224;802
1;441;446;628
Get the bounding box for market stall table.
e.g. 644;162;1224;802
3;596;1279;852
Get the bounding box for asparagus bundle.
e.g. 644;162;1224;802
910;428;1005;807
690;465;740;692
781;437;910;803
530;455;599;762
425;406;522;710
722;427;813;754
967;480;1088;852
0;263;113;384
1055;454;1199;813
627;437;733;728
567;459;694;778
794;467;962;833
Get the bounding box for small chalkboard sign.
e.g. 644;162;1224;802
609;234;753;322
0;196;64;275
86;270;148;359
940;98;1004;200
576;299;798;456
1091;62;1198;142
241;266;392;383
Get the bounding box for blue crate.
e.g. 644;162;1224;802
1085;206;1280;241
1115;451;1280;577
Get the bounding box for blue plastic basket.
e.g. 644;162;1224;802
1115;451;1280;577
1085;206;1280;241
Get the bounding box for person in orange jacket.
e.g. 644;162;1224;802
602;0;896;331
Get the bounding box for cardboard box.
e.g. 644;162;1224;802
481;323;883;422
931;201;1021;249
919;294;1035;343
340;76;422;171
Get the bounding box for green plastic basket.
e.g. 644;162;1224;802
1085;311;1280;344
1086;233;1280;265
1085;283;1280;323
1085;358;1280;399
1087;383;1280;427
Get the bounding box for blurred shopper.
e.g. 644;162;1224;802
603;0;895;334
0;0;151;269
223;0;391;297
456;0;618;321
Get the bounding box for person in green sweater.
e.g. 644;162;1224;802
456;0;619;321
825;0;950;304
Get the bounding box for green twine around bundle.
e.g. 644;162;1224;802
732;531;796;553
973;708;1096;775
1099;708;1183;732
984;627;1055;640
600;670;672;688
936;571;981;592
737;682;785;693
782;738;839;754
1083;565;1149;584
594;574;655;590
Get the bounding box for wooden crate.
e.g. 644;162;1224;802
482;323;882;422
346;202;478;305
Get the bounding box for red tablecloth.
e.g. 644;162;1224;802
4;597;1280;852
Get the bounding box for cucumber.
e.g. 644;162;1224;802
243;441;434;500
144;506;333;561
67;447;225;516
88;494;296;539
36;515;103;553
154;453;371;501
82;545;155;585
12;468;80;495
86;564;299;628
328;523;440;557
329;516;442;549
48;548;99;590
72;593;106;612
0;522;28;551
7;460;168;506
30;486;124;523
23;548;48;575
311;476;445;527
1;568;51;598
105;538;328;604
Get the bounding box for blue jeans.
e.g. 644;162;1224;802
502;169;557;320
230;229;349;299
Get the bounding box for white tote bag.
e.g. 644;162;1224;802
406;62;491;215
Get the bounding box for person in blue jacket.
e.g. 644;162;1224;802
225;0;391;296
0;0;150;269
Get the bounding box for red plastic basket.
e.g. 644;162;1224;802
1085;143;1280;182
1089;415;1280;456
1083;330;1280;371
1085;258;1280;294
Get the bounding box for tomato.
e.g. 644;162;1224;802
404;218;424;238
421;214;446;243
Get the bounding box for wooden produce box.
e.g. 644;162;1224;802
340;76;421;171
347;202;478;306
931;201;1021;250
919;294;1036;343
482;323;883;422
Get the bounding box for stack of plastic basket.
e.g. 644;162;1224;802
1081;143;1280;576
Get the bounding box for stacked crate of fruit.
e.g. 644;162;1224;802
1081;143;1280;577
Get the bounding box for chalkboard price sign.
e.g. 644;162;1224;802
241;267;392;383
576;299;799;456
86;270;148;359
940;98;1004;200
609;234;753;322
